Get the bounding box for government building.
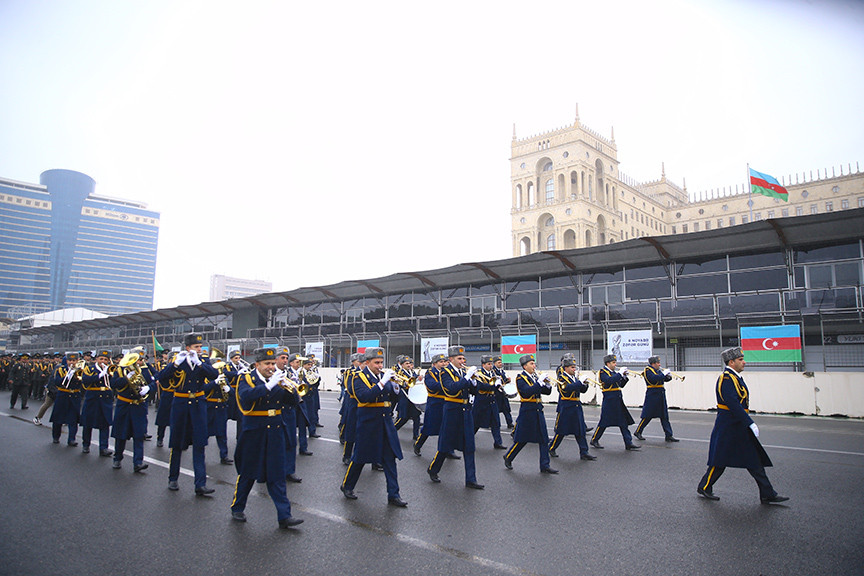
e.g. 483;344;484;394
0;169;160;320
510;109;864;255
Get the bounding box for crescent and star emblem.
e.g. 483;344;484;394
514;345;525;353
762;338;779;350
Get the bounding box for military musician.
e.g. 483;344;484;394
472;355;506;450
275;347;302;483
205;355;233;465
503;354;558;474
548;357;596;461
634;356;679;442
48;352;84;446
340;347;407;507
224;350;247;439
590;354;640;451
492;355;515;429
110;352;151;472
697;347;789;504
339;353;363;465
393;355;423;440
79;349;115;457
286;353;314;455
412;353;450;457
302;357;322;437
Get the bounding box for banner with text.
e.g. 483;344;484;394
305;341;324;361
421;337;449;363
607;330;653;364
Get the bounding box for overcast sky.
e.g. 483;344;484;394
1;0;862;310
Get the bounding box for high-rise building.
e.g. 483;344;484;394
0;169;160;319
510;108;864;255
209;274;272;301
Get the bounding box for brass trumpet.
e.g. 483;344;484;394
275;370;308;397
669;371;686;381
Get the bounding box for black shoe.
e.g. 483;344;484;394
112;460;122;469
413;445;422;457
195;486;215;496
427;469;441;483
168;481;179;491
590;440;604;449
541;467;559;474
309;433;321;438
665;436;680;443
52;439;60;444
388;497;408;507
580;454;597;461
697;487;720;501
299;450;313;456
144;434;152;440
68;441;78;447
507;423;514;430
286;474;302;483
466;481;485;490
340;486;357;500
220;457;234;465
446;452;461;460
317;424;324;428
21;406;28;410
82;446;90;454
134;464;148;473
503;456;513;470
372;463;384;471
100;449;113;457
156;440;163;447
625;444;641;451
279;517;304;528
549;449;558;458
585;426;594;433
494;444;507;450
634;433;645;441
231;510;247;522
342;457;350;466
761;495;790;504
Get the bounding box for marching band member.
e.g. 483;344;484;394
205;357;233;465
110;353;151;472
548;357;596;461
79;349;115;457
157;333;219;495
8;353;31;410
426;346;484;489
48;352;84;446
154;350;175;448
287;353;314;455
590;355;640;451
634;356;679;442
224;350;246;439
340;347;407;507
503;354;558;474
302;357;321;437
393;355;422;440
230;347;304;528
412;353;451;458
492;355;515;429
472;355;506;450
275;347;302;483
697;347;788;504
339;353;363;465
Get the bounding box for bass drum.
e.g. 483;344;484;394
502;382;517;396
407;385;428;412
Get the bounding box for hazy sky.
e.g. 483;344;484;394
1;0;862;310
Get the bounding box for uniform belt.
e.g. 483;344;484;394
646;385;666;389
83;386;111;392
357;401;391;408
206;398;226;403
520;398;541;403
427;393;446;400
602;387;621;392
560;396;581;402
477;391;495;395
246;409;282;416
117;395;143;405
717;403;749;413
174;391;205;398
444;398;469;404
56;387;78;393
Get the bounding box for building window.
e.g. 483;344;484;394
543;162;553;171
859;197;864;208
682;224;688;233
841;199;849;209
545;179;554;202
693;223;699;232
742;216;749;224
802;190;809;198
811;204;818;214
826;202;833;212
832;185;840;193
705;221;711;230
722;204;728;211
767;211;774;218
782;208;789;217
545;216;554;226
471;295;497;314
547;234;556;250
729;217;736;226
565;208;572;215
754;213;761;221
717;219;723;228
671;226;676;234
520;217;526;224
796;206;804;216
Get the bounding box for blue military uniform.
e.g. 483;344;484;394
635;365;676;440
427;363;481;486
590;365;638;449
393;365;423;439
503;367;555;472
223;356;246;439
341;364;404;503
339;366;360;464
492;362;514;428
472;366;504;448
154;364;174;447
110;365;150;470
49;358;83;445
413;365;445;456
80;357;116;455
549;368;593;459
205;366;231;463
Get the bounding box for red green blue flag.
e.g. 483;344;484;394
749;168;789;202
740;325;802;363
501;335;537;363
357;339;380;354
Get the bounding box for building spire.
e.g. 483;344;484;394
611;125;615;141
661;162;666;179
574;102;580;124
512;123;516;141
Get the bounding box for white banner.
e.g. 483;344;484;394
305;341;324;361
421;337;449;363
607;330;653;364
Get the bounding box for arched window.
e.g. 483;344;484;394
545;216;554;226
563;229;576;249
520;237;531;256
545;179;554;202
585;230;592;247
547;234;556;250
527;182;535;206
515;184;523;209
543;162;553;172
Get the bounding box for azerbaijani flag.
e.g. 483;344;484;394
501;335;537;363
357;339;379;354
740;325;802;363
749;167;789;202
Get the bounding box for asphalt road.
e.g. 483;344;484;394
1;390;862;576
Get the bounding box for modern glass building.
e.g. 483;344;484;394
0;169;159;319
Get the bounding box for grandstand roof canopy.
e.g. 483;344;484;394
20;208;864;335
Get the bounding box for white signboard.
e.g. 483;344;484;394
607;330;653;364
305;341;324;361
421;337;449;363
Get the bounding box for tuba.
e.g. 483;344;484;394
119;352;149;399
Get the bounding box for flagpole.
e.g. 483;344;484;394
746;163;753;222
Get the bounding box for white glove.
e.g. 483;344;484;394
188;351;201;367
495;378;502;387
749;423;759;438
215;373;226;384
379;369;394;385
139;385;151;397
265;374;279;391
662;369;671;376
174;351;187;366
222;384;230;393
465;366;478;380
98;364;110;378
622;368;630;377
541;373;551;383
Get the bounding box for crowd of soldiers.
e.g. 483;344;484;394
3;335;787;531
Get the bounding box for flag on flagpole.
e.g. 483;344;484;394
740;325;802;362
749;168;789;202
151;331;164;353
501;335;537;363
